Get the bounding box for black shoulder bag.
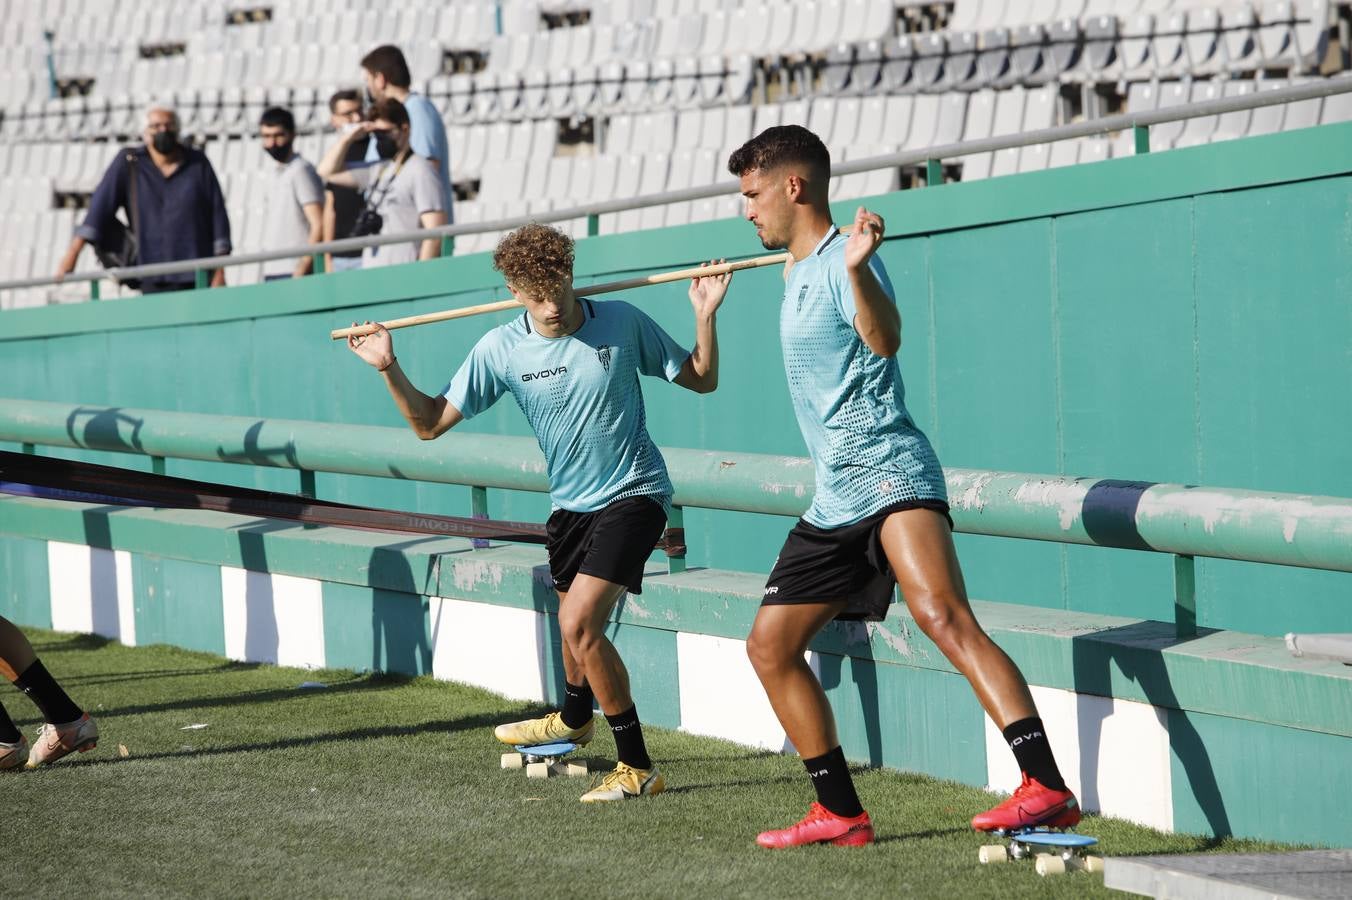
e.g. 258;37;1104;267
93;150;142;289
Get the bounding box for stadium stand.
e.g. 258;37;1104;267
2;0;1352;307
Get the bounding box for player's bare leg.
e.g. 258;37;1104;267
880;508;1079;831
557;573;664;801
748;601;874;847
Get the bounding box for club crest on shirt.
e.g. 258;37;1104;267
796;285;809;310
596;344;612;372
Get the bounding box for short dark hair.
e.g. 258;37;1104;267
329;88;361;113
368;97;409;129
361;44;412;89
727;125;831;182
259;106;295;134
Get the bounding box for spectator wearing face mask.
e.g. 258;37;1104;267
322;89;367;273
258;106;324;280
56;103;231;292
317;98;446;268
359;44;454;222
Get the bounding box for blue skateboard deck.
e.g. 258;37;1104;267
499;741;588;778
979;829;1102;875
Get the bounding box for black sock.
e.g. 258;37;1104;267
0;702;20;744
803;746;864;818
605;705;652;770
1003;717;1067;792
14;660;82;726
560;681;594;729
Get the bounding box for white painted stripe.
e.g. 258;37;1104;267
114;550;135;646
677;632;789;751
47;541;93;634
270;574;325;669
221;567;325;669
429;597;546;702
984;685;1174;831
221;566;249;661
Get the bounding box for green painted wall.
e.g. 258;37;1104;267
1168;708;1352;846
4;124;1351;636
132;555;226;655
0;536;51;629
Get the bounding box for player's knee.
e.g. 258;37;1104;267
746;629;788;675
910;594;969;649
557;608;598;654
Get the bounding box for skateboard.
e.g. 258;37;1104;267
499;741;589;779
978;829;1102;876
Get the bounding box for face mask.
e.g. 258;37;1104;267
264;141;292;163
374;132;399;160
151;130;179;154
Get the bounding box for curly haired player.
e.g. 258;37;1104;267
348;223;730;801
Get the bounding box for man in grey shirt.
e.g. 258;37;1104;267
259;107;324;280
318;97;446;268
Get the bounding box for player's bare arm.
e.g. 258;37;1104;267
845;206;901;358
675;259;731;394
347;320;463;438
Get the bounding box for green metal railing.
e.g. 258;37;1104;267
2;398;1350;636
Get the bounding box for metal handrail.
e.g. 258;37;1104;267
1;77;1349;293
2;398;1349;575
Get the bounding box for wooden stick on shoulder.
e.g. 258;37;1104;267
330;227;852;340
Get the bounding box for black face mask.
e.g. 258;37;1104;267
374;132;400;160
151;130;179;154
264;141;292;163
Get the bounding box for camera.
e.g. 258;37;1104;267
350;207;383;238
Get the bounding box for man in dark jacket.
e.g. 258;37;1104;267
55;104;232;293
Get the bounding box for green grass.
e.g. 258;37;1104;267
5;629;1288;899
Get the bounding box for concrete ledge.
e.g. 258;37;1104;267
1105;850;1352;899
2;495;1348;740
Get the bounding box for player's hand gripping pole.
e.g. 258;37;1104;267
329;253;788;340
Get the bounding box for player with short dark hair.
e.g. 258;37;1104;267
346;223;730;801
727;125;1079;847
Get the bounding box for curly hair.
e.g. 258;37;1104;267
726;124;830;181
492;223;575;298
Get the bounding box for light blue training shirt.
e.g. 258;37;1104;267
366;93;454;222
442;298;690;513
781;226;948;529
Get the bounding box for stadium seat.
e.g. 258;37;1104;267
1079;15;1120;83
1185;7;1225;77
1151;80;1191;148
880;35;916;93
1282;77;1324;129
1009;24;1050;85
977;28;1012;87
1173;79;1223;148
1223;4;1263;74
963;89;998;142
1153;12;1189;80
1119;13;1156;82
910;33;946;93
1213;77;1257;141
1319;76;1352;123
942;32;983;92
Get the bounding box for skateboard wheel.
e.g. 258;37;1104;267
526;762;550;779
978;845;1009;864
501;752;523;769
1082;854;1105;874
564;762;588;777
1035;855;1066;876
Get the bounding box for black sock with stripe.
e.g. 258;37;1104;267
1003;717;1068;792
803;746;864;818
15;660;82;726
606;705;652;770
560;681;594;729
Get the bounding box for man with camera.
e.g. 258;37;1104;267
317;98;446;268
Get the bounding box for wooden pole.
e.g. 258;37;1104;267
329;252;790;340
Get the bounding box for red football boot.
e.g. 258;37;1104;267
757;802;875;848
971;774;1081;832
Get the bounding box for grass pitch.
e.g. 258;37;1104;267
5;630;1286;898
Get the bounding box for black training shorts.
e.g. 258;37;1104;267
546;495;668;595
762;499;954;621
